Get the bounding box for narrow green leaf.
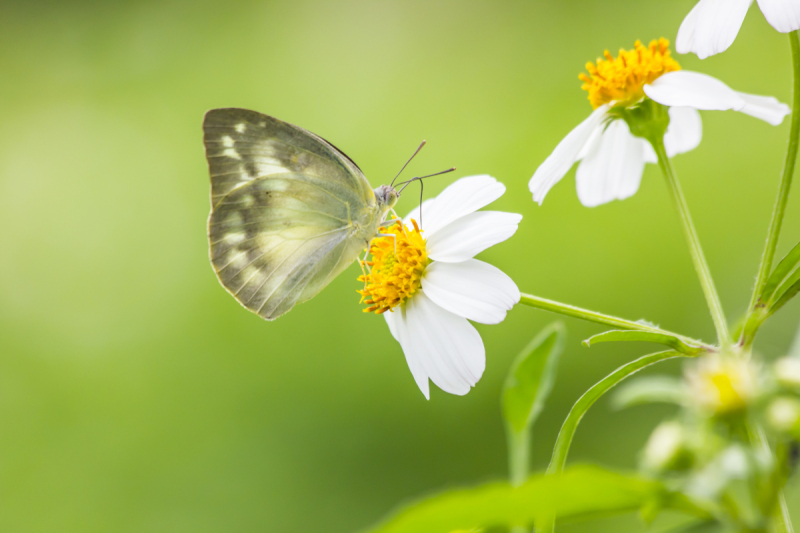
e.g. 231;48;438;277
742;242;800;344
767;270;800;316
583;330;705;355
612;376;687;409
502;322;566;434
761;239;800;302
363;465;708;533
548;351;690;475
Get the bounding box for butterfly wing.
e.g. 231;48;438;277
204;108;378;320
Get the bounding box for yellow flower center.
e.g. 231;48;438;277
358;219;428;314
580;38;680;109
689;356;756;416
708;372;748;414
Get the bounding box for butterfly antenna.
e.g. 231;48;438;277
397;167;456;228
390;141;426;187
418;178;424;228
396;167;456;193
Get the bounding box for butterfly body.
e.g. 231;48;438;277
204;108;397;320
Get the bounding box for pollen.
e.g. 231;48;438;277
358;219;428;314
580;38;680;109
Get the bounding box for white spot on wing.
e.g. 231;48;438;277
222;135;234;148
223;148;241;160
241;266;266;284
225;232;246;245
235;123;246;133
225;249;248;269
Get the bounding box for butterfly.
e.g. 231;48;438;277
203;108;446;320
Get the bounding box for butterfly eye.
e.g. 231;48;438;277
388;188;399;207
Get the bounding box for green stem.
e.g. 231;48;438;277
507;428;529;487
777;493;795;533
547;350;689;475
746;31;800;341
748;425;794;533
651;138;731;347
507;414;530;533
519;293;710;349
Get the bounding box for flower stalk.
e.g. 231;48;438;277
519;293;710;349
651;138;731;348
746;31;800;344
507;430;530;487
508;431;530;533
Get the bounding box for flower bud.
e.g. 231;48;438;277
767;397;800;435
642;421;692;472
686;354;758;416
773;357;800;389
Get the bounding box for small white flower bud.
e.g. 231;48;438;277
685;354;758;416
773;357;800;389
643;421;690;472
767;397;800;434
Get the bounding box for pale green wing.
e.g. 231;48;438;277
204;108;377;320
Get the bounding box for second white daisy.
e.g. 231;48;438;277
529;39;790;208
677;0;800;60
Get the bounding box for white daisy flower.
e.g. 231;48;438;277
529;39;790;207
358;175;521;399
677;0;800;60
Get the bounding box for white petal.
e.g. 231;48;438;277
385;307;429;399
423;259;520;324
643;142;658;163
529;105;609;204
426;211;522;263
757;0;800;32
384;306;400;341
676;0;753;59
736;92;792;125
577;123;603;160
644;71;746;111
664;107;703;156
575;119;647;207
404;292;485;396
415;175;505;236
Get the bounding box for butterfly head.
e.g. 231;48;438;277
374;185;400;209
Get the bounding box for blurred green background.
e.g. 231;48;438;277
1;0;799;531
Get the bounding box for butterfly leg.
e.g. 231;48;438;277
378;219;398;229
377;214;403;254
358;246;373;296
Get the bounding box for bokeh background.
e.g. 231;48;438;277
2;0;799;531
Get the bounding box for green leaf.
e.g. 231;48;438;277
502;322;566;435
548;351;689;475
363;465;708;533
749;240;800;322
761;240;800;303
768;269;800;316
612;376;687;409
583;330;705;356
